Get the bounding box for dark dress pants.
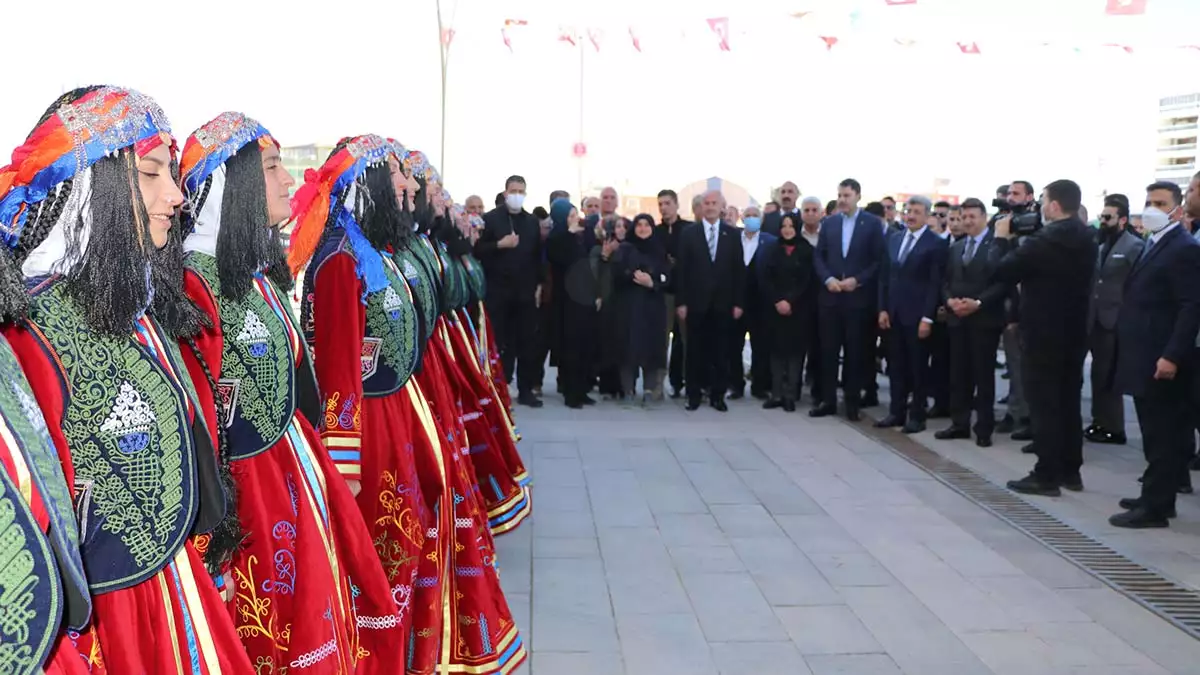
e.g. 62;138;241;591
486;285;540;395
1136;376;1194;514
730;309;770;395
819;305;869;409
1088;325;1124;432
1024;338;1086;483
799;308;823;402
687;308;731;404
886;322;928;423
863;314;882;398
948;323;1002;436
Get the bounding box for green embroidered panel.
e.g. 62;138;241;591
395;247;438;341
28;281;197;591
365;258;419;388
464;255;486;300
186;254;295;457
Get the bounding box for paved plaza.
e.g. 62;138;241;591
493;378;1200;674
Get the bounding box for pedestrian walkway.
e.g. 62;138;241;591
494;391;1200;674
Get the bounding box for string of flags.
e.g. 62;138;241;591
444;0;1192;57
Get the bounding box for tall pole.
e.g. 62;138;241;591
436;0;449;179
577;40;585;201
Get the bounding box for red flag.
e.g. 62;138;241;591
957;41;981;54
558;27;578;47
588;28;603;52
503;18;527;27
707;17;730;51
501;28;512;52
1106;0;1147;15
820;36;839;51
501;19;526;54
440;28;455;47
1104;43;1135;54
885;0;918;5
629;26;642;52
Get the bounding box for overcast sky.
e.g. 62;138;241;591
2;0;1198;209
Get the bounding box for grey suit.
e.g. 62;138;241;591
1088;229;1145;432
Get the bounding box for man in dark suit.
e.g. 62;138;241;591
762;181;800;237
730;205;776;399
1086;194;1143;445
810;178;886;421
875;196;948;434
934;198;1008;447
676;189;746;411
992;179;1098;496
1109;182;1200;528
657;189;693;399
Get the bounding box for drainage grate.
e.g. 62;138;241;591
853;419;1200;641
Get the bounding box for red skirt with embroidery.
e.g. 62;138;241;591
44;631;103;675
452;310;525;484
62;542;253;675
224;412;405;675
475;304;513;414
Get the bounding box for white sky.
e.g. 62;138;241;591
2;0;1199;210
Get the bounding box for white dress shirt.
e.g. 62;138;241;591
742;232;760;266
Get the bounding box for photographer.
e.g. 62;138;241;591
991;179;1098;497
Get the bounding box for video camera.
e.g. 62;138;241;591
990;198;1042;236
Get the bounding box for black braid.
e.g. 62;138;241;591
183;336;242;576
14;179;72;266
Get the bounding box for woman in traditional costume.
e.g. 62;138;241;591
178;113;407;673
0;85;253;674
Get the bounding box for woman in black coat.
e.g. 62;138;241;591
614;214;670;403
759;213;815;411
546;199;599;408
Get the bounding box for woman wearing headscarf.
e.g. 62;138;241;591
0;85;254;673
615;214;671;403
759;212;815;412
547;200;599;408
592;215;627;398
178;113;406;673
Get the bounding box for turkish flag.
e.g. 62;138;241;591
1106;0;1147;15
707;17;730;51
957;41;981;54
440;28;455;47
820;36;839;51
558;28;578;47
588;28;603;52
885;0;917;5
629;26;642;52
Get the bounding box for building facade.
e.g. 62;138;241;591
1155;93;1199;187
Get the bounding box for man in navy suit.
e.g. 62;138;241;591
1109;182;1200;528
810;178;886;421
875;196;948;433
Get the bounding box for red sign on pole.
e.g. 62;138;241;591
572;142;588;157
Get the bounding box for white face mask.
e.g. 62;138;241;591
1141;206;1175;233
505;193;525;212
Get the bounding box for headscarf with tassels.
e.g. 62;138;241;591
287;133;402;301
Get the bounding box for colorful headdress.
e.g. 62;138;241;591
287;134;403;287
180;112;275;198
405;149;440;184
0;86;174;250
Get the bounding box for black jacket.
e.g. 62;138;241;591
942;233;1008;329
474;207;544;294
675;220;746;315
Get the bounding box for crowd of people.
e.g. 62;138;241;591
1;87;528;674
473;173;1200;531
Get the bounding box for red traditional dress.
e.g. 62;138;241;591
6;280;254;675
0;334;95;675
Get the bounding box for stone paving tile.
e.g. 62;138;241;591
803;654;902;675
668;545;747;574
655;513;727;548
530;651;625;675
681;572;791;642
616;613;718;675
775;605;883;655
808;552;897;588
709;503;786;538
710;641;813;675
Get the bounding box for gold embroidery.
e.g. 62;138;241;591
233;555;290;652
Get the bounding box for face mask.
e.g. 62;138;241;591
742;217;762;233
1141;206;1174;233
505;193;525;211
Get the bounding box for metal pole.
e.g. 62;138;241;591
577;40;585;201
436;0;449;179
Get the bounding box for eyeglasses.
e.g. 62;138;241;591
1099;214;1114;222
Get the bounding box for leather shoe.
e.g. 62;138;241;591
1109;508;1169;529
763;399;783;410
902;420;926;434
996;414;1015;434
926;405;950;419
782;400;796;413
1011;424;1033;441
517;393;544;408
1117;498;1176;518
860;393;880;408
809;404;836;418
581;395;597;406
1006;472;1061;497
1061;473;1084;492
845;407;861;422
874;415;905;429
711;399;728;412
934;426;970;440
728;390;744;400
976;436;993;448
685;399;702;411
1021;442;1036;455
1085;426;1126;445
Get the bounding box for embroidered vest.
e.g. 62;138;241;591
395;244;438;343
0;334;90;632
27;280;199;592
436;239;470;311
463;254;487;304
187;254;297;459
303;235;420;398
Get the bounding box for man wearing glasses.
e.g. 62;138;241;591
1086;194;1144;445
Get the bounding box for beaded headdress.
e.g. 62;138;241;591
405;149;441;184
180;111;276;199
0;86;175;250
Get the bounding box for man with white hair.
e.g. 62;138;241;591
798;196;825;401
600;186;619;218
676;189;746;411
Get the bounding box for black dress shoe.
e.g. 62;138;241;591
976;436;993;448
845;407;861;422
934;426;971;440
1061;473;1084;492
1180;484;1194;495
763;399;783;410
926;406;950;419
809;404;836;418
581;395;597;406
711;399;728;412
1021;442;1036;455
1190;454;1200;471
1007;472;1061;497
998;394;1010;405
1118;498;1176;518
874;415;905;429
860;393;880;408
565;399;584;410
902;420;926;434
685;399;702;411
1084;424;1098;436
996;414;1015;434
517;393;544;408
1109;508;1169;529
782;400;796;413
1085;427;1127;445
751;389;769;400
